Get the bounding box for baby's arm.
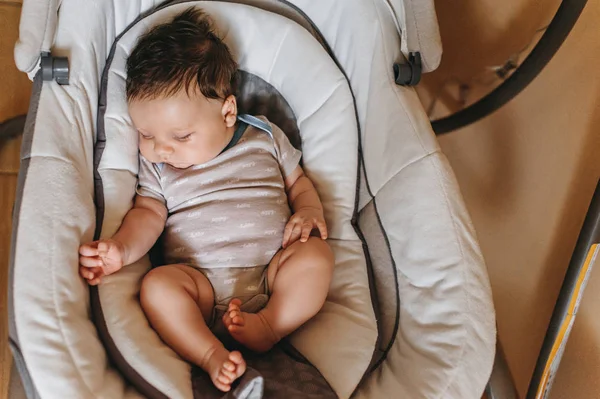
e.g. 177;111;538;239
282;166;328;248
111;195;167;264
79;195;167;285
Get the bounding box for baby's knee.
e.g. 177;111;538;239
140;267;181;307
298;237;335;274
140;268;163;302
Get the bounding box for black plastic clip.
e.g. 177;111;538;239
393;51;422;86
40;52;69;85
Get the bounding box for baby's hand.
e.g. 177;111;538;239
282;207;328;248
78;239;126;285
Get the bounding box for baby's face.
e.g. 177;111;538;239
128;90;237;169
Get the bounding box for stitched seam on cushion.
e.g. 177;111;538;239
267;24;291;81
377;151;470;395
20;153;75;164
21;0;54;73
428;154;470;399
41;0;53;52
370;150;435;283
47;159;96;396
361;19;379;171
369;0;428;154
298;80;345;127
367;149;437;201
407;0;432;72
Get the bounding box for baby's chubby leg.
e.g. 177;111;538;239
223;237;334;352
140;265;245;392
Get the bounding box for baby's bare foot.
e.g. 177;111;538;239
222;299;279;353
203;345;246;392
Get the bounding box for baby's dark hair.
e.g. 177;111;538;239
126;7;237;102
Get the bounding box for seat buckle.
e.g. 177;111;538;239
393;51;422;86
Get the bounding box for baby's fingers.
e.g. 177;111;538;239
282;221;296;248
79;266;103;281
89;268;104;285
316;219;328;240
97;241;110;256
79;255;103;268
300;223;312;242
79;266;93;280
88;276;103;286
288;223;302;246
79;242;100;257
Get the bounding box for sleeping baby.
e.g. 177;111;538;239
78;8;334;393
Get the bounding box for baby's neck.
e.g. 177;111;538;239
223;123;237;149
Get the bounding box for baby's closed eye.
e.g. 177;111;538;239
174;132;194;141
139;131;153;140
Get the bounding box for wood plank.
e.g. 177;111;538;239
0;137;23;173
0;5;31;121
0;174;18;399
0;3;28;399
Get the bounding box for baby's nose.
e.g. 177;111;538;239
154;142;173;156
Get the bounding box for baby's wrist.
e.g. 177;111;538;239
297;205;321;211
296;206;323;215
113;238;128;266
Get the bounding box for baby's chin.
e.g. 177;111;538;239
141;154;194;169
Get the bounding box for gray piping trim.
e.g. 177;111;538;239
238;114;273;138
273;0;391;382
8;72;44;399
9;340;41;399
367;194;400;371
93;4;172;398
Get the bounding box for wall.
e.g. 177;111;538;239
416;0;600;397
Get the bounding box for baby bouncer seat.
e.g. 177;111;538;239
8;0;496;398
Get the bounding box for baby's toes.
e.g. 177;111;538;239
220;361;237;380
214;375;231;392
229;351;246;376
229;309;245;326
222;312;233;327
218;368;233;384
222;360;236;372
228;298;242;311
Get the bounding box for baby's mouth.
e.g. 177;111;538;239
158;157;191;169
169;162;192;169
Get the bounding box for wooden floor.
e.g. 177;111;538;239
1;1;31;398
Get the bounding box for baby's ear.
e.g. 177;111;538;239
222;95;237;128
